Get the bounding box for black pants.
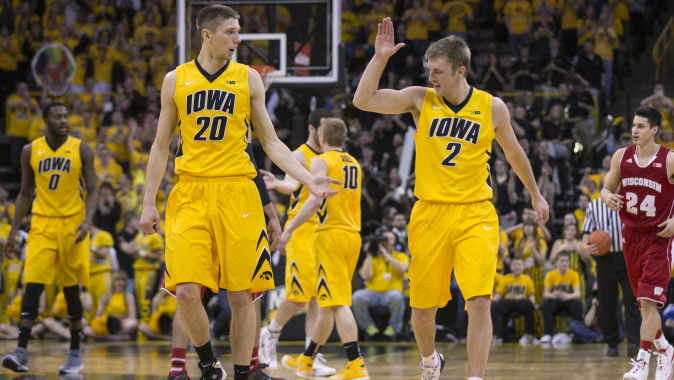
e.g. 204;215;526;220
542;298;582;335
595;251;641;346
491;300;534;338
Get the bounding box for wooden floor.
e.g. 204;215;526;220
0;339;641;379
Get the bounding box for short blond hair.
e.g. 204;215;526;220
196;5;239;40
425;36;471;75
319;118;347;147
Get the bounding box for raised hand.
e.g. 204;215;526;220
307;176;341;198
374;17;405;60
259;169;279;189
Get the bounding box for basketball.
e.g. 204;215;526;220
588;230;612;256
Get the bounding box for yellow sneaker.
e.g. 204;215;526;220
293;354;314;380
328;357;370;380
281;354;298;370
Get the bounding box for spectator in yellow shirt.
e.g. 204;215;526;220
401;0;431;57
592;8;618;107
6;82;39;173
540;251;582;343
94;144;123;186
439;0;473;41
0;24;20;118
504;0;532;58
491;258;538;344
352;230;410;339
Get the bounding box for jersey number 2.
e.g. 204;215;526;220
625;192;656;217
441;142;462;167
194;115;228;141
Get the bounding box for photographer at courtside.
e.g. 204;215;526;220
352;230;410;339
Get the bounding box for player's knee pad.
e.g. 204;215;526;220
20;283;45;322
63;285;83;322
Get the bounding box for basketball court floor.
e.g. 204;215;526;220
0;340;640;379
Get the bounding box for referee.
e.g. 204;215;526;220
582;197;640;357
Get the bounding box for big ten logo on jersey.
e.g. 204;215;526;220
428;116;481;167
186;89;237;142
38;156;71;190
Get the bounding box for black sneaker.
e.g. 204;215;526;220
607;345;619;357
198;360;226;380
249;364;286;380
168;372;191;380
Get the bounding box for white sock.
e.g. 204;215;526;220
655;335;670;352
638;349;652;364
268;319;283;337
421;351;439;367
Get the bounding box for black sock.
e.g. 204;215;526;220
343;341;361;362
304;340;321;358
70;329;81;350
195;341;216;364
18;327;31;349
234;364;250;380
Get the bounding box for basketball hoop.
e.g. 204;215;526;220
251;65;275;92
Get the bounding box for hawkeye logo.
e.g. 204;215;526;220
252;229;274;282
317;199;328;225
316;263;331;301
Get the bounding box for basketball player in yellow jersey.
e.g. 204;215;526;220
277;118;369;380
2;102;97;375
139;5;338;380
257;109;336;377
353;18;549;380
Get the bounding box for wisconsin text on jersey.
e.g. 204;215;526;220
621;177;663;193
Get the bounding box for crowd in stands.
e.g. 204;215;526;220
0;0;673;346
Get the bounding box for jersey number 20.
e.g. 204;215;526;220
194;115;228;141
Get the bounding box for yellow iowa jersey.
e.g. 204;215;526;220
415;87;494;203
495;274;535;300
30;136;84;217
315;150;361;232
90;230;114;275
174;60;256;179
287;144;321;223
544;269;580;293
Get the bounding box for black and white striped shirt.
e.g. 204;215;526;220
582;198;624;253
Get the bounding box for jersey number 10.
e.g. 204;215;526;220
342;165;359;190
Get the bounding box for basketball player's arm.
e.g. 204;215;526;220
249;69;340;198
352;18;424;117
4;145;34;260
140;71;177;235
259;150;305;194
656;151;674;238
600;148;625;211
75;142;98;243
277;158;328;255
493;97;549;224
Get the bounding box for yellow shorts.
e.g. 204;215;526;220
315;229;361;307
24;213;90;287
285;221;317;302
408;200;499;309
164;177;274;294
